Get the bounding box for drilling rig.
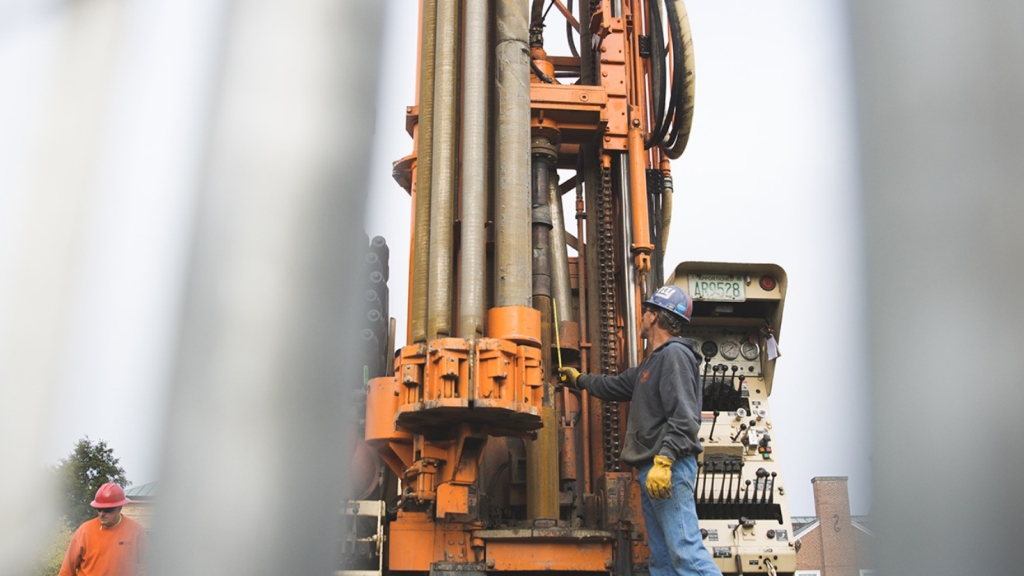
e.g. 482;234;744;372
342;2;796;575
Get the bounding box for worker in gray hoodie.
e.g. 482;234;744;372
559;285;721;576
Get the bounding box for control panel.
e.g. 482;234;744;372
667;262;794;574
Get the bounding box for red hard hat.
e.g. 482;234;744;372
90;483;131;508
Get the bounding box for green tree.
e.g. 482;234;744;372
53;437;129;527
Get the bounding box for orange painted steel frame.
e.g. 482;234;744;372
367;0;671;573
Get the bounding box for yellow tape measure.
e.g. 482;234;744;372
553;299;563;375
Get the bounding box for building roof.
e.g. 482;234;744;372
793;518;820;540
791;515;873;541
125;481;158;499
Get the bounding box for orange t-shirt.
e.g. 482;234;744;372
59;515;148;576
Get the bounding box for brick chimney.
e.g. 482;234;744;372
811;476;857;576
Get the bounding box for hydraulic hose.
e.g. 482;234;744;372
645;0;667;147
646;0;694;159
529;0;545;48
566;0;579;58
648;0;682;149
663;0;695;159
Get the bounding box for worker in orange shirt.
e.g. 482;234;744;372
59;483;148;576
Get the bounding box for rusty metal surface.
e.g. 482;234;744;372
598;471;639;526
474;526;614;540
484;540;613;572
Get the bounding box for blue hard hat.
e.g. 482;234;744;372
645;285;693;322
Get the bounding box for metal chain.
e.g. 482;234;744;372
597;162;622;471
586;0;621;472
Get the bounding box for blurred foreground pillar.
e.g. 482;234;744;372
149;2;383;575
0;0;125;572
849;2;1024;574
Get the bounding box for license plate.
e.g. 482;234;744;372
688;274;746;302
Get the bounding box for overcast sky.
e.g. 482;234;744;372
0;0;869;516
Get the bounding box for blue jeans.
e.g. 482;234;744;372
638;455;722;576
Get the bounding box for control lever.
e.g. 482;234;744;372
699;459;711;503
755;468;769;504
733;516;755;538
743;479;752;504
724;462;735;504
709;364;721;408
715;364;729;407
707;410;720;441
733;462;745;503
730;365;739;404
731;423;747;443
694;461;702;497
768;472;777;505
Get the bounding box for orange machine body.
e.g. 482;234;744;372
346;1;798;575
370;1;663;573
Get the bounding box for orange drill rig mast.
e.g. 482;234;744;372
360;0;695;573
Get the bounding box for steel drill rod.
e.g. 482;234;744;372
494;0;532;307
410;0;437;343
549;178;574;324
425;0;459;340
457;0;488;339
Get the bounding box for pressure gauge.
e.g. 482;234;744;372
719;340;740;361
740;340;760;361
701;340;719;358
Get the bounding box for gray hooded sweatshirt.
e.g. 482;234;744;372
580;337;703;467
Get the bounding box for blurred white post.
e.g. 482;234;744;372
849;2;1024;574
148;1;383;575
0;0;125;572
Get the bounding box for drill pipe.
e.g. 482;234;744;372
531;136;555;299
426;0;459;340
410;0;437;343
549;178;574;324
458;0;489;339
616;154;639;364
494;0;532;308
526;133;559;519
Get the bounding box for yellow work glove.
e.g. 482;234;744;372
646;455;674;500
558;367;582;389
